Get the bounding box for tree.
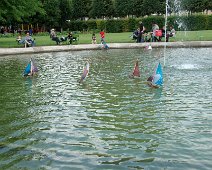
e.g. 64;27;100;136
90;0;114;19
142;0;164;16
72;0;91;20
59;0;72;27
42;0;61;28
115;0;132;17
182;0;206;13
204;0;212;12
0;0;44;24
131;0;144;17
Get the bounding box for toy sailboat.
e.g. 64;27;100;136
23;58;38;77
79;62;89;83
129;59;140;78
147;62;163;88
145;44;152;50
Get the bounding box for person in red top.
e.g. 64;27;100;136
100;29;105;43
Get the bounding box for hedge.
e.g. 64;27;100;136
64;14;212;33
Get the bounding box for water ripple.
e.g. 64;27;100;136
0;48;212;169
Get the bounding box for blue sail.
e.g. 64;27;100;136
152;62;163;86
23;59;38;77
23;61;31;76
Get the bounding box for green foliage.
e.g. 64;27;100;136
87;20;97;31
207;15;212;30
0;0;45;23
1;0;212;33
115;0;132;17
181;0;211;13
63;15;212;33
131;0;144;17
105;20;123;33
90;0;114;18
59;0;72;24
43;0;61;28
141;16;164;31
184;14;208;30
73;20;84;31
72;0;91;19
95;20;106;31
122;18;140;32
143;0;164;16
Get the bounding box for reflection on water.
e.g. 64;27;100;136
0;48;212;169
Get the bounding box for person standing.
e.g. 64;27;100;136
137;22;145;43
67;32;73;44
100;29;105;44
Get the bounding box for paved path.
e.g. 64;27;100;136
0;41;212;56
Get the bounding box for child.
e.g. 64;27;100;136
99;29;105;44
92;33;97;44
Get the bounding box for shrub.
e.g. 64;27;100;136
106;19;123;33
96;20;106;31
184;14;207;31
64;15;211;33
142;16;164;31
206;15;212;30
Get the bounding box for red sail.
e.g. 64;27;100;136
133;60;140;77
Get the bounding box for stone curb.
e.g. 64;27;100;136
0;41;212;56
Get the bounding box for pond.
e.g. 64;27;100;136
0;48;211;169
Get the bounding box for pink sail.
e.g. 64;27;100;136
132;60;140;77
79;62;89;83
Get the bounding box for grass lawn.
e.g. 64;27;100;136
0;30;212;48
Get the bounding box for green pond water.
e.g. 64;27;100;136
0;48;211;169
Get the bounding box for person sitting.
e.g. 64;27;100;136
92;33;97;44
158;26;166;42
50;29;60;45
18;32;35;47
151;22;160;42
166;26;176;42
142;29;151;42
16;34;22;43
24;32;35;47
67;32;73;44
131;28;139;40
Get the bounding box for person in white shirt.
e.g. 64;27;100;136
166;26;176;42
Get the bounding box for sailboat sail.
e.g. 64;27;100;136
147;62;163;87
31;59;38;73
23;59;38;76
79;62;89;82
152;62;163;86
132;60;140;77
23;61;31;76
